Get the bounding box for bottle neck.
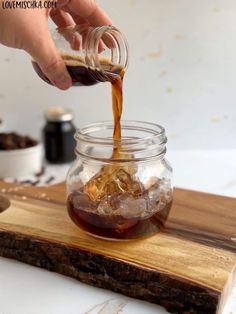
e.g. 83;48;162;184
85;26;129;73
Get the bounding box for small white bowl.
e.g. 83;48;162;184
0;144;43;178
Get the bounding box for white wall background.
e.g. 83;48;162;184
1;0;236;150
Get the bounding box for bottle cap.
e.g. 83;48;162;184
45;107;73;122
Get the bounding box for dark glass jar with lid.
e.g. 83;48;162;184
43;107;76;164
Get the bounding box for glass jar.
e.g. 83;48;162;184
66;121;173;240
32;25;129;86
43;107;76;164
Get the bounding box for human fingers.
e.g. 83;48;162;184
85;2;112;27
68;14;105;52
50;9;75;28
56;24;81;50
26;27;72;89
58;0;112;26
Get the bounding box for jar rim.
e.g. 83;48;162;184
75;121;167;162
75;120;166;145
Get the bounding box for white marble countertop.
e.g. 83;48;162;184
0;150;235;314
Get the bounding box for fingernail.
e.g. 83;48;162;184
54;75;71;90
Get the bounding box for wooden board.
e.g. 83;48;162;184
0;181;235;314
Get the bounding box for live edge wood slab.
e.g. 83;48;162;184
0;181;235;314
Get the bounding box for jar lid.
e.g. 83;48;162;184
45;107;73;122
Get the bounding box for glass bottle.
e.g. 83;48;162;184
32;25;129;86
66;121;173;240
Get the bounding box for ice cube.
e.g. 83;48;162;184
115;196;148;219
112;168;143;195
97;195;114;215
69;190;97;212
144;176;159;190
148;183;160;207
158;188;173;211
83;166;143;202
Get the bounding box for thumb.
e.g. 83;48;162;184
26;29;72;90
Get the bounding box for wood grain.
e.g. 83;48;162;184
0;181;235;314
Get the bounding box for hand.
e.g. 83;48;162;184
0;0;112;89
